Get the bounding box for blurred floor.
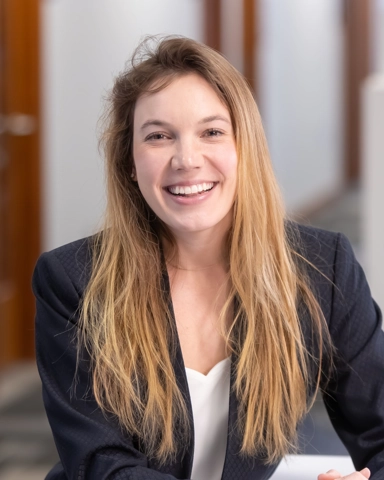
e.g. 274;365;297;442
0;185;361;479
0;363;59;479
302;183;362;260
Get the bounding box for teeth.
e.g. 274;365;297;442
168;182;214;196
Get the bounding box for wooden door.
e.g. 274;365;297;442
343;0;372;181
0;0;40;369
243;0;259;96
204;0;259;96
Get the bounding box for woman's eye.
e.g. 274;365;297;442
145;132;168;141
204;129;223;138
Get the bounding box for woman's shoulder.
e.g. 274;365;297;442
288;223;372;324
286;221;355;271
287;220;340;249
33;235;97;306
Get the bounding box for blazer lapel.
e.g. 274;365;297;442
152;270;194;478
220;358;279;480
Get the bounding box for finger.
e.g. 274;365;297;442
317;470;342;480
337;468;371;480
359;468;371;479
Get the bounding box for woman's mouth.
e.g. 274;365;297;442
166;182;216;197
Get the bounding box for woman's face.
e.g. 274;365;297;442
132;73;237;239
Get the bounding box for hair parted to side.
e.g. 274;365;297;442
79;35;332;465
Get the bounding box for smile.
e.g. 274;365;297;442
166;182;216;196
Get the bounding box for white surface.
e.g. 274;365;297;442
186;358;231;480
272;454;355;479
41;0;204;251
362;75;384;309
258;0;344;212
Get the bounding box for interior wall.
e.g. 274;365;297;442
372;0;384;73
362;76;384;309
258;0;344;213
362;0;384;307
41;0;204;251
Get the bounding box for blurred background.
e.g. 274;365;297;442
0;0;383;478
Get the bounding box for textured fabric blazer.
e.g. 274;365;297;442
33;224;384;479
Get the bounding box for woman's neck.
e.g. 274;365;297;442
163;229;229;271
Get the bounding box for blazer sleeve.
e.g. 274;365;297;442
322;233;384;478
33;251;186;480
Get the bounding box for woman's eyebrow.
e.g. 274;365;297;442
198;115;230;124
140;115;231;131
140;119;172;131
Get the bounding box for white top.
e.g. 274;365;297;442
186;357;231;480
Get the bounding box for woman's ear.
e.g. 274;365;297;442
131;167;137;182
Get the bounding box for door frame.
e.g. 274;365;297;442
0;0;41;367
343;0;372;181
205;0;259;96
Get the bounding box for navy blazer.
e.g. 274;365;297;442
33;224;384;479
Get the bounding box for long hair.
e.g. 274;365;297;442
79;36;331;465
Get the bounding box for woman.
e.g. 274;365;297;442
33;37;384;479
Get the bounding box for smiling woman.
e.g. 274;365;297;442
33;37;384;480
133;74;237;239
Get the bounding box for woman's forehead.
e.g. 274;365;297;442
133;73;231;126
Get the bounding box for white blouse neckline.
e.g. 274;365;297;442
186;357;231;480
185;356;231;379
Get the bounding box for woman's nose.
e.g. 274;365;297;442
171;139;203;170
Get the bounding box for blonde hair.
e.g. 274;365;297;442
79;36;331;465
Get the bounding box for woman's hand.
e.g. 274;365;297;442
317;468;370;480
